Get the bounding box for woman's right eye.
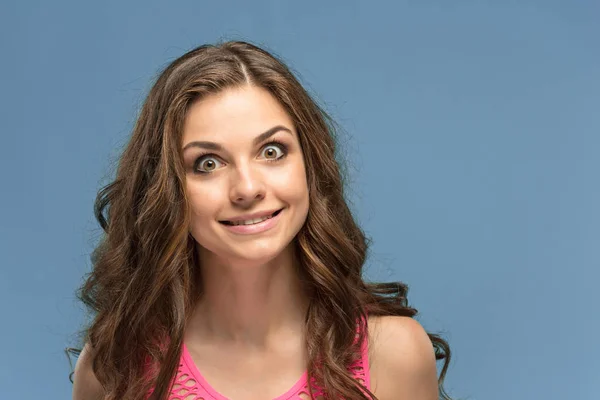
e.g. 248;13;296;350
193;156;224;174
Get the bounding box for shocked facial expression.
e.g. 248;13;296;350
181;85;309;267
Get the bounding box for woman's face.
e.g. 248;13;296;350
181;85;309;267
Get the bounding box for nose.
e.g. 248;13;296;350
229;162;266;206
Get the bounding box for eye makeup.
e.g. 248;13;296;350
191;140;289;175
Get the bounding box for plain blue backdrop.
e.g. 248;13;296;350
1;1;598;399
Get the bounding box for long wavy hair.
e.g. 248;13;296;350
67;40;452;400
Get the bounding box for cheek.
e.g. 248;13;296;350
275;161;309;207
187;182;223;220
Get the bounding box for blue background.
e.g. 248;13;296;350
1;1;598;399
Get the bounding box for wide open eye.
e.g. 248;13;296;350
194;156;224;174
261;142;287;161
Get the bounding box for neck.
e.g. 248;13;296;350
187;243;309;350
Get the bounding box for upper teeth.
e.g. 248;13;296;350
230;214;272;226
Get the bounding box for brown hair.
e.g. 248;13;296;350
67;41;452;400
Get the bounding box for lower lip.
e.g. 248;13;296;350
220;209;284;235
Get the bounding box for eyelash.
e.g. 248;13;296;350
192;140;289;175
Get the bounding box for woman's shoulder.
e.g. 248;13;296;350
367;315;439;399
72;342;105;400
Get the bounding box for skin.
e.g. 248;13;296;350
72;84;439;400
181;85;311;398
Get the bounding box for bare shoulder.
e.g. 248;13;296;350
367;315;439;400
72;342;105;400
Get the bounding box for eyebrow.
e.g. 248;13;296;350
182;125;293;152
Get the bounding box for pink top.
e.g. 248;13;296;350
149;324;371;400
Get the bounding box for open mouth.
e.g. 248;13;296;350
219;208;284;226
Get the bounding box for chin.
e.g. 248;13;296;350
228;240;294;267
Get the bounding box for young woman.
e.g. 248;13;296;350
70;41;452;400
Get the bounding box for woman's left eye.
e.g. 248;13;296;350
261;142;287;161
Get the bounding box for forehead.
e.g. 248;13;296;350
182;85;296;144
